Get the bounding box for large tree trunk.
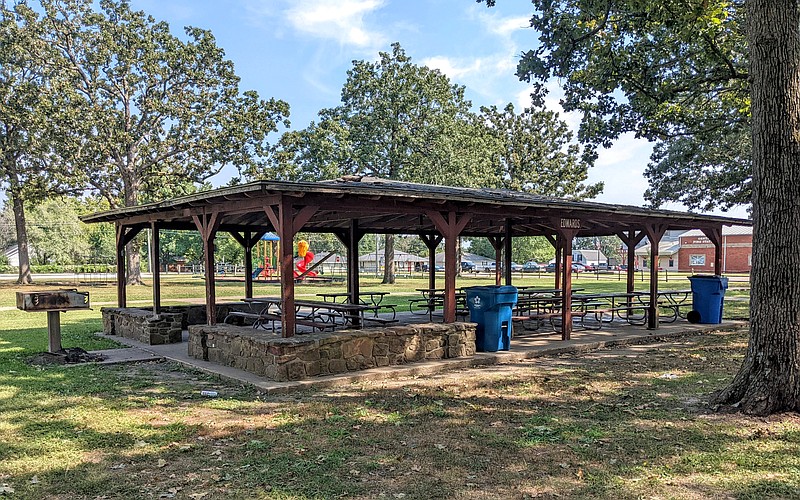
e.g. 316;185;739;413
712;0;800;415
9;184;32;285
382;234;395;284
123;178;144;285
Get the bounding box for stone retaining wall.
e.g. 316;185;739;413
187;322;477;382
101;303;253;344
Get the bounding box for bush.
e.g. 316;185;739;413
0;255;10;273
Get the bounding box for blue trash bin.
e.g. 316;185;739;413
687;275;729;324
465;285;518;352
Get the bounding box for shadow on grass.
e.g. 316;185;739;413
0;328;796;499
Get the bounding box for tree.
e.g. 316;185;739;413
40;0;289;284
480;103;602;199
466;236;553;264
575;236;621;265
278;43;485;284
480;0;749;211
0;2;79;283
26;198;90;266
484;0;800;415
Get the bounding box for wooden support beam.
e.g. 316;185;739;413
644;224;668;330
192;211;221;325
504;220;513;285
278;199;296;336
701;226;724;275
264;201;320;336
114;224;144;307
554;235;563;290
150;222;161;315
420;233;443;291
550;217;583;340
560;231;576;340
618;230;645;296
116;224;126;308
488;236;504;285
347;220;364;326
427;211;472;323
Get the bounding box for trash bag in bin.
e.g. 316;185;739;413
687;275;729;324
465;285;518;352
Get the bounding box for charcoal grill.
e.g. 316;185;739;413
16;290;90;353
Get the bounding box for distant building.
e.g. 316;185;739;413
635;241;681;271
436;252;495;270
634;225;752;273
3;245;18;267
359;249;427;273
679;226;752;273
572;249;608;267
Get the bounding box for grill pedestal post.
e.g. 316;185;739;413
47;311;62;353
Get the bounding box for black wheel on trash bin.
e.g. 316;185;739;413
687;310;701;324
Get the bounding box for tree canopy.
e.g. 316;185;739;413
30;0;290;282
480;0;749;211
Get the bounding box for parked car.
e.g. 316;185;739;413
581;263;595;272
483;262;497;272
460;261;476;272
523;261;543;272
571;263;586;272
546;262;557;272
510;262;524;272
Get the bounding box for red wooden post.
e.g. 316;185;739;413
701;226;724;275
265;199;319;337
348;221;363;326
150;222;161;315
428;211;471;323
504;219;513;285
644;224;668;330
192;211;221;325
420;234;442;291
488;236;503;285
561;232;574;340
115;224;144;308
116;224;126;308
555;235;563;290
617;230;645;299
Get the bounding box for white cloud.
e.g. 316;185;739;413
483;15;531;37
282;0;387;49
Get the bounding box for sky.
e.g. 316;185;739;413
128;0;749;219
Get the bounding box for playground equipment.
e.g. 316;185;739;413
255;232;279;279
294;240;318;279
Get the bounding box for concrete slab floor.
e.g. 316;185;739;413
91;319;747;395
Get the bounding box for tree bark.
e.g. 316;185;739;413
712;0;800;415
9;181;32;285
382;234;395;284
123;178;144;285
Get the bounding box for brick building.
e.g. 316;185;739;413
678;226;752;273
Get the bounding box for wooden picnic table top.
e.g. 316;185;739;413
244;297;375;312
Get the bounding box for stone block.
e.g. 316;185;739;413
375;356;389;367
425;339;441;351
305;361;321;377
373;342;389;357
329;359;347;374
426;347;444;359
285;360;307;381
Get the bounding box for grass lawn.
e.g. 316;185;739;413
1;274;788;499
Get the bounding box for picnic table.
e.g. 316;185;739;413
634;289;692;322
316;291;397;319
409;288;445;321
225;297;397;333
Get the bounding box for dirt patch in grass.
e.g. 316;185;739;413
3;328;799;499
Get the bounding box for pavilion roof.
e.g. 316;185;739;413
81;177;750;237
